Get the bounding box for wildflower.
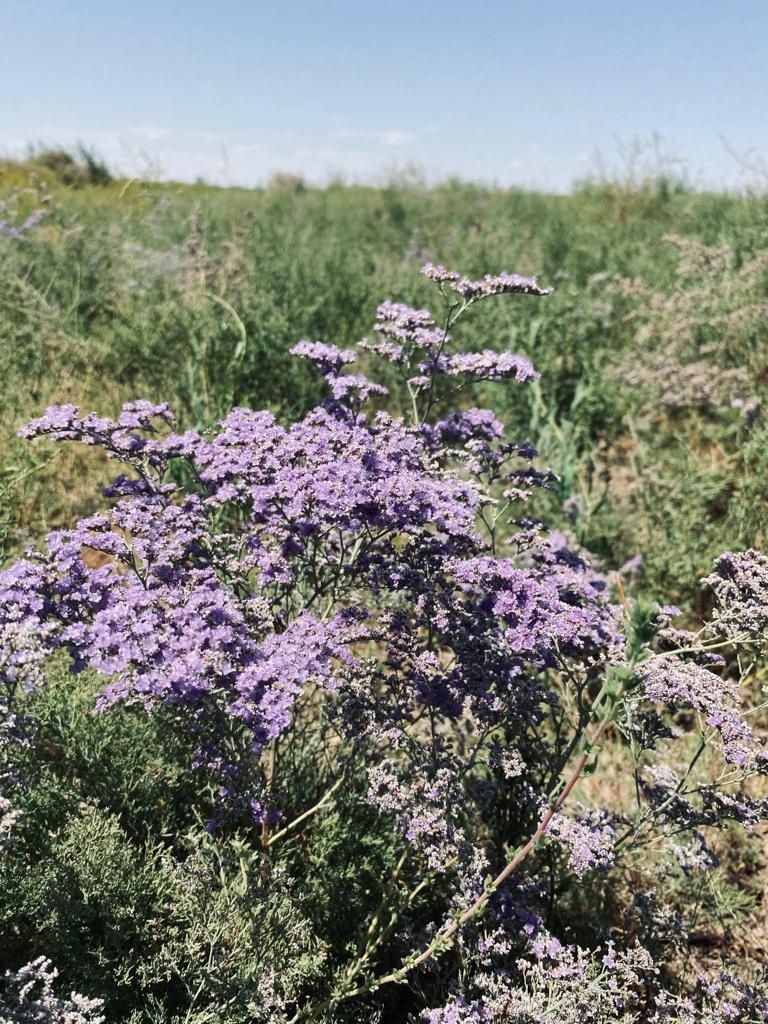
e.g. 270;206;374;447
445;350;539;383
637;657;755;767
703;549;768;646
546;809;616;877
289;340;357;374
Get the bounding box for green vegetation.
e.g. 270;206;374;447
2;151;768;1021
2;155;767;604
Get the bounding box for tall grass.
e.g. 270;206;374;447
1;154;767;604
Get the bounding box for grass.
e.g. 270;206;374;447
2;154;768;603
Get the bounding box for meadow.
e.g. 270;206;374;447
1;150;767;1022
2;155;768;603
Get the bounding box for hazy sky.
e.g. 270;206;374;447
1;0;766;190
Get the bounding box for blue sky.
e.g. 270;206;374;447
1;0;766;190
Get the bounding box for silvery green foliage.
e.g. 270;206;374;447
0;697;33;849
0;957;103;1024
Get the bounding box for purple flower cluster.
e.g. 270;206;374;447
640;763;768;835
0;957;104;1023
291;340;389;411
453;540;622;668
422;926;656;1024
546;808;616;877
360;269;544;419
637;656;759;767
373;300;446;351
422;408;504;450
3;272;606;834
366;762;469;870
444;350;539;383
422;998;489;1024
8;399;491;786
19;400;175;462
6;266;768;1019
421;263;554;300
289;340;357;373
703;548;768;646
652;971;768;1023
0;207;47;241
0;558;54;694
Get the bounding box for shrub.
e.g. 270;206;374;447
1;265;767;1021
31;146;112;188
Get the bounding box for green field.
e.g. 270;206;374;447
2;152;768;1022
3;155;767;605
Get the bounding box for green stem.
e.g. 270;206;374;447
291;713;614;1021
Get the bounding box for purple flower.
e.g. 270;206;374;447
451;272;553;301
638;657;755;767
445;351;540;384
421;998;490;1024
422;408;504;450
9;262;764;970
703;549;768;646
290;340;357;374
374;300;444;349
326;373;389;403
420;263;553;300
420;262;461;284
0;957;104;1021
546;809;616;877
0;207;48;240
620;553;644;576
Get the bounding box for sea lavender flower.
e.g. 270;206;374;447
19;401;175;466
620;553;644;576
228;612;357;746
422;409;504;450
445;350;540;383
373;300;446;350
420;262;461;284
9;267;768;1020
668;832;719;874
0;207;47;241
450;271;554;301
421;997;490;1023
0;957;104;1023
637;657;756;767
546;809;616;877
651;971;768;1023
703;549;768;647
366;762;469;870
452;551;622;666
289;340;357;374
0;559;55;692
326;372;389;403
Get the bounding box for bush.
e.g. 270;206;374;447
32;145;112;187
1;265;767;1021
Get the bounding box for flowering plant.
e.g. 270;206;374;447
2;265;767;1022
0;186;48;242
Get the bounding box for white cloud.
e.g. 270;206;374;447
331;128;417;147
125;125;168;142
